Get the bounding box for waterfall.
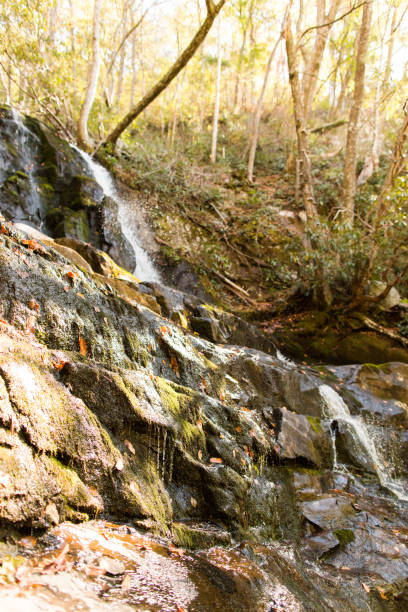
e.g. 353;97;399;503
71;145;160;282
319;384;408;501
10;109;43;228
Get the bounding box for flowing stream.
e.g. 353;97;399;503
319;384;408;501
72;146;160;282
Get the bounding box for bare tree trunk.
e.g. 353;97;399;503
68;0;78;109
285;16;318;222
211;15;222;163
303;0;341;118
247;36;282;181
373;104;408;225
130;7;137;109
115;7;128;106
371;4;397;170
104;0;226;149
78;0;102;149
0;67;10;105
233;27;247;113
342;0;372;225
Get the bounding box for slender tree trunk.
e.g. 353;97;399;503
78;0;102;149
303;0;341;118
115;7;128;105
130;7;137;109
373;105;408;225
104;0;226;149
342;0;373;225
233;26;247;113
285;16;318;222
211;15;222;163
68;0;78;109
0;68;10;105
371;4;397;170
247;36;282;181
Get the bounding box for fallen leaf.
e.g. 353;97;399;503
28;299;40;314
198;450;203;460
362;582;370;593
121;574;132;590
115;457;124;471
168;543;185;557
0;473;10;488
78;335;87;357
86;566;107;578
25;315;36;335
377;587;388;600
0;224;9;235
190;496;197;508
210;457;223;464
124;439;135;455
65;271;75;280
19;536;37;548
44;502;59;525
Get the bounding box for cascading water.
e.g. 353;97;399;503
319;384;408;501
10;109;43;227
72;145;160;282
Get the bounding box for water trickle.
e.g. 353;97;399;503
168;440;176;483
71;145;160;282
319;384;408;501
162;430;167;479
156;426;161;474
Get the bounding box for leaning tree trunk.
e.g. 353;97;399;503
104;0;226;150
341;0;372;226
78;0;102;149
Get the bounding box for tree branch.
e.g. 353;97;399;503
298;1;369;43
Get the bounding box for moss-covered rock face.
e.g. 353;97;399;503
0;217;408;608
0;107;136;273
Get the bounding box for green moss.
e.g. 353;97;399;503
333;528;355;546
155;377;182;416
307;416;323;433
172;522;230;549
180;419;205;446
138;348;149;368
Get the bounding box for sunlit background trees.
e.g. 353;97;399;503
2;0;408;307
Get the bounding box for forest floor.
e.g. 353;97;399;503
100;129;408;364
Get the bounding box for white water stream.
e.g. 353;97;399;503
72;146;160;282
319;384;408;501
10;109;43;227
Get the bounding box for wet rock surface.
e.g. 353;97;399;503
0;221;407;610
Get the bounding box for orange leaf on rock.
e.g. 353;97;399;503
79;336;87;357
168;543;185;557
210;457;223;464
29;299;40;314
53;359;68;371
